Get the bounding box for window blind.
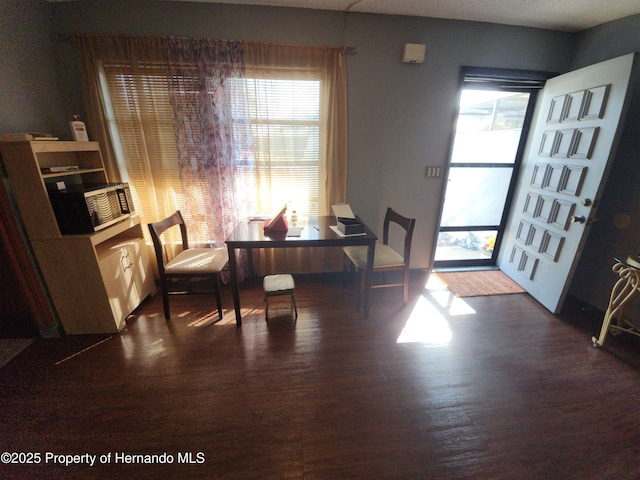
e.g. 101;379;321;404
228;77;322;215
101;62;185;242
101;62;325;240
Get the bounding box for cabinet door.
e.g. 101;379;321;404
98;238;155;329
99;246;136;330
122;238;156;309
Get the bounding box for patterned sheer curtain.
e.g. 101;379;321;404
165;37;256;247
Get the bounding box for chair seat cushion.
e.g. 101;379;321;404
164;247;229;274
264;274;295;294
343;244;404;269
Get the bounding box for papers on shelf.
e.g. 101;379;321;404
41;166;80;173
0;133;58;142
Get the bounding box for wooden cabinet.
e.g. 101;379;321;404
97;236;155;330
0;141;155;334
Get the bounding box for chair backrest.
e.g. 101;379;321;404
382;207;416;265
148;211;189;270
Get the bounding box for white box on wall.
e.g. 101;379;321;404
403;43;426;64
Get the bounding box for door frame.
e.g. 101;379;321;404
433;67;557;270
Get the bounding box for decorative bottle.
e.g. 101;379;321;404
69;115;89;141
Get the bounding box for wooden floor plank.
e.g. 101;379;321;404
1;271;640;479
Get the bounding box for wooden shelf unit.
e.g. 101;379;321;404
1;141;155;334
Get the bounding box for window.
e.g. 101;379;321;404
100;64;324;244
228;77;322;215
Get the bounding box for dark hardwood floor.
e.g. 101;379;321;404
2;271;640;479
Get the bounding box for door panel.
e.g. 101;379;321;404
440;166;513;226
498;53;636;313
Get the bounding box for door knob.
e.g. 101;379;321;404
581;198;592;206
571;215;586;224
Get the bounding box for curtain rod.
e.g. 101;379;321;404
57;33;357;55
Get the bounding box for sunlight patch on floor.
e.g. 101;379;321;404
396;274;477;345
426;274;477;316
119;336;166;364
397;295;452;345
188;310;221;327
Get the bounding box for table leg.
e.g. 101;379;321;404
363;240;375;319
228;246;242;326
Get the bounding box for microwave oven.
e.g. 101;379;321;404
48;183;135;235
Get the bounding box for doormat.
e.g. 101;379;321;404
0;338;34;370
433;270;526;298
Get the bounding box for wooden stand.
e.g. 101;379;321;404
0;141;155;334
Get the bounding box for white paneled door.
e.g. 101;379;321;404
498;53;637;313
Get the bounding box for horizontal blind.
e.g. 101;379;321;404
229;77;322;216
101;63;221;248
101;62;182;233
102;61;325;234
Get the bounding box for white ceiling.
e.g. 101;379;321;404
148;0;640;32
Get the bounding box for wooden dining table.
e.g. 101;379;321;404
225;215;377;326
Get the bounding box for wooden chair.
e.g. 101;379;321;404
343;207;415;309
148;211;228;320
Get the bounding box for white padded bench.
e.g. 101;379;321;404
263;274;298;321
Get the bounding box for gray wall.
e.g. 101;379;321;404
2;0;638;314
341;13;573;269
0;1;65;134
48;0;574;272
